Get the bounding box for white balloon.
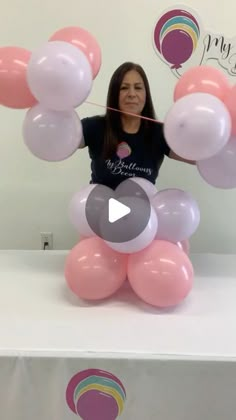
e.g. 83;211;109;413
197;137;236;189
129;177;157;197
115;177;157;200
23;103;83;161
68;185;97;237
104;204;158;254
27;41;93;111
151;188;200;242
164;92;231;160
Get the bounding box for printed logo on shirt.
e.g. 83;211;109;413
106;159;152;177
116;142;132;159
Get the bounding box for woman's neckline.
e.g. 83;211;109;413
121;120;143;135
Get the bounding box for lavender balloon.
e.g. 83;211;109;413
151;188;200;242
164;92;231;161
27;41;93;111
23;103;82;161
197;137;236;189
69;184;116;237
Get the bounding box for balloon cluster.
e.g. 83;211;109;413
1;29;235;309
166;65;236;189
61;65;236;308
66;179;196;308
0;26;101;159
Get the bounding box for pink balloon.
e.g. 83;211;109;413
127;240;194;308
197;136;236;189
49;26;101;79
176;239;190;255
174;65;230;102
164;92;232;160
23;103;82;161
27;41;92;111
224;85;236;135
0;46;37;109
65;237;127;300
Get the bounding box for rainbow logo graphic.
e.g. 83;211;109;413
153;8;201;69
66;368;126;420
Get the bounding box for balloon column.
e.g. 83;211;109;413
1;30;235;309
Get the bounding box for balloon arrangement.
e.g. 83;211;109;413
1;27;236;309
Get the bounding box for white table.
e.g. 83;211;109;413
0;250;236;420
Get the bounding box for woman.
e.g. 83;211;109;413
80;62;194;190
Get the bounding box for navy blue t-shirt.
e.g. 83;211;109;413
81;115;170;189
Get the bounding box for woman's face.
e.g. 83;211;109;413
118;70;146;116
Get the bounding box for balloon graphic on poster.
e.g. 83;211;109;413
153;8;200;69
66;369;126;420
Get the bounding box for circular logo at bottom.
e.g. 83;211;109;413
66;369;126;420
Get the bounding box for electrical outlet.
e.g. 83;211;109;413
41;232;53;250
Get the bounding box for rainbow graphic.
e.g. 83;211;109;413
153;8;200;69
66;369;126;420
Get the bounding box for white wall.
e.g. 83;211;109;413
0;0;235;252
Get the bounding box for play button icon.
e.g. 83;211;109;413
108;198;131;223
85;179;152;243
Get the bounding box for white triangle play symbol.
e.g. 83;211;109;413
108;198;131;223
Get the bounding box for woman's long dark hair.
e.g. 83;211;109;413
103;62;157;159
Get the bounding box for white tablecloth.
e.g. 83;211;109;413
0;250;236;419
